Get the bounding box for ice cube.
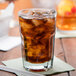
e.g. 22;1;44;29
27;39;32;48
40;37;49;45
35;25;45;33
28;44;45;57
27;51;33;57
47;18;55;24
19;17;34;36
32;19;43;26
46;18;55;27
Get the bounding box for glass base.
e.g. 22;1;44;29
23;59;53;72
58;29;76;35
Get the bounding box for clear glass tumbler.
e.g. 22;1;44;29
18;8;57;71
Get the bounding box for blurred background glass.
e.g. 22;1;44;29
56;0;76;34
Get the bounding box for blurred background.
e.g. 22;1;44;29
0;0;76;33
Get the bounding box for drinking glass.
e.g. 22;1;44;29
18;8;57;71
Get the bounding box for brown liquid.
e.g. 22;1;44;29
19;16;55;63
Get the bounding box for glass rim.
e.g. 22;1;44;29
18;8;57;18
